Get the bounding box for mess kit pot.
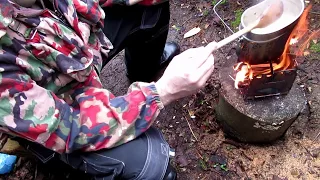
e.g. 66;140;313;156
236;0;305;64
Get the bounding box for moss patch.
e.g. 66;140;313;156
310;41;320;53
211;0;227;6
231;9;243;30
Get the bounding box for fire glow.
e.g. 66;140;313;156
233;5;318;89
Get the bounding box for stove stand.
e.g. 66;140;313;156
215;55;306;143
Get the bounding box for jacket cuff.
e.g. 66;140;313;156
131;82;165;110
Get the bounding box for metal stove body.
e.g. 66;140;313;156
235;38;298;100
213;0;305;100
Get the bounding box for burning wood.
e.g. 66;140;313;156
251;64;277;68
233;5;318;89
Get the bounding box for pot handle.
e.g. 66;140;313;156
213;0;235;34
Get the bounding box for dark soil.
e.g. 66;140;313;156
1;0;319;180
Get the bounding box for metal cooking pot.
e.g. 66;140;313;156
237;0;305;64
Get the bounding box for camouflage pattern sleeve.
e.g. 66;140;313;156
0;67;164;153
0;0;164;154
99;0;169;7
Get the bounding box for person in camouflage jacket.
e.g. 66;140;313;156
0;0;217;179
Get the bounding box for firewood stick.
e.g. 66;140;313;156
251;63;277;68
183;116;198;141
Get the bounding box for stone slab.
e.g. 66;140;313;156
215;64;307;143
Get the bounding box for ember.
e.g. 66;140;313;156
233;5;318;98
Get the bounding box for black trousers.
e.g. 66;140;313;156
18;127;170;180
15;2;172;180
102;2;170;82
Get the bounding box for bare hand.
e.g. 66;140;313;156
155;42;217;106
127;0;144;5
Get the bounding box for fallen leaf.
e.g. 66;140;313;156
184;27;201;38
188;110;196;119
303;51;310;56
290;169;299;177
188;110;194;116
272;175;288;180
180;168;187;172
252;157;265;167
172;25;181;31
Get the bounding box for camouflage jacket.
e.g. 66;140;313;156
101;0;168;6
0;0;168;153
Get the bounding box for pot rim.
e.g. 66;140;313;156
239;27;286;43
241;0;305;36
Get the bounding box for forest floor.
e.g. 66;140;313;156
1;0;319;180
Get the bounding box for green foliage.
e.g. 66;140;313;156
213;163;228;171
203;9;209;16
231;9;243;30
199;159;208;170
172;25;181;31
220;164;228;171
310;41;320;53
199;154;210;171
212;0;227;6
221;0;227;4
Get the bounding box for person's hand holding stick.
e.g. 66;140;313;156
155;0;284;106
155;42;217;105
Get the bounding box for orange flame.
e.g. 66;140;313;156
234;5;318;89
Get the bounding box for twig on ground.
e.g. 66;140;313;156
196;149;204;160
181;16;193;26
313;131;320;142
299;143;316;158
223;139;249;149
310;11;320;15
236;160;249;179
184;116;199;141
240;151;253;161
303;145;315;158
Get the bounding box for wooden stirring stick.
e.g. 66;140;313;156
213;0;284;50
